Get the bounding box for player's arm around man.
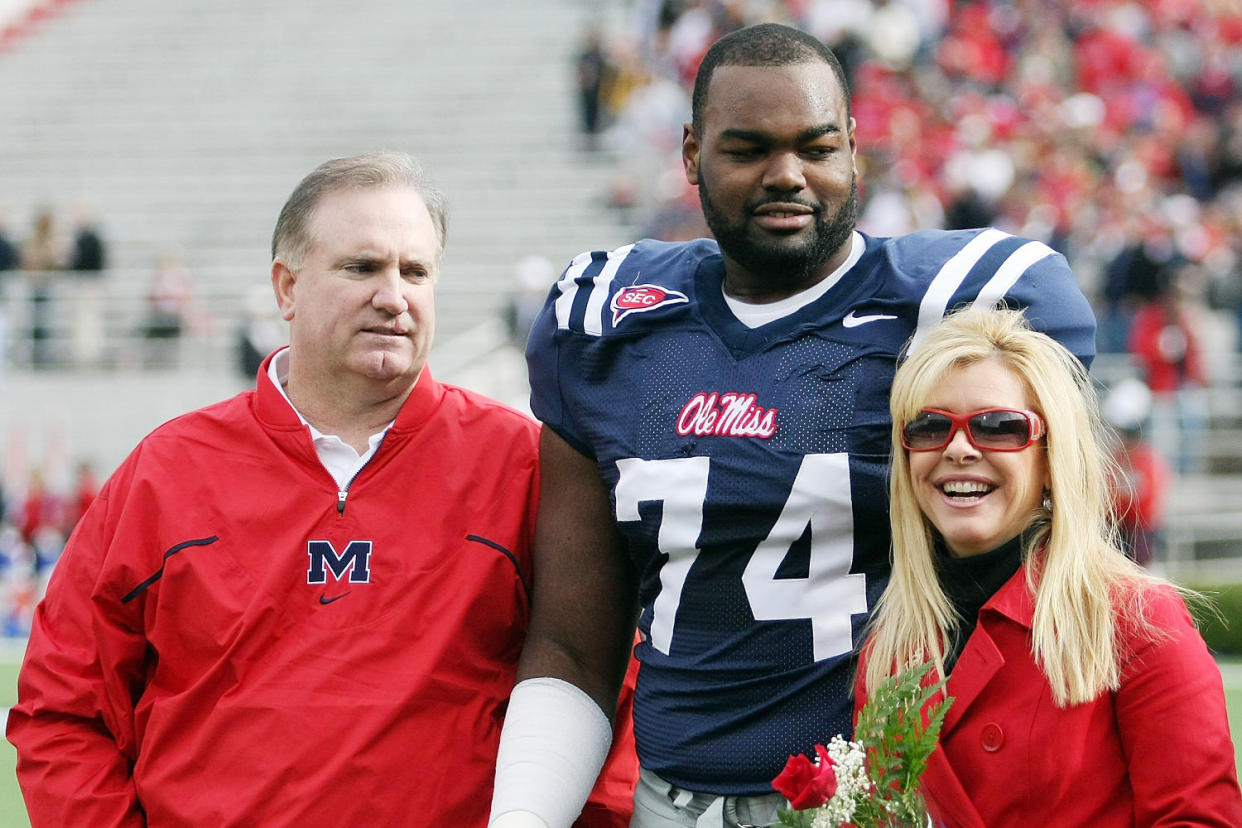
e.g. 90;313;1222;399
490;427;641;828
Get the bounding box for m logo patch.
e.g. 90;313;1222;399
611;284;688;326
307;540;373;584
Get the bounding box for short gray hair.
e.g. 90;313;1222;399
271;151;449;268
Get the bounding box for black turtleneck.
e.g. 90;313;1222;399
935;534;1024;672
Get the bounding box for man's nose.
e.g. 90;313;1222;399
762;152;806;191
372;269;408;314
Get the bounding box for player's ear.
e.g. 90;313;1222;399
848;116;859;173
272;258;297;322
682;123;700;186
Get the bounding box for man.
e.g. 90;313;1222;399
488;24;1096;828
67;200;108;367
7;152;635;827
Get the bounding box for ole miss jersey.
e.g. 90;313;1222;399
525;229;1096;795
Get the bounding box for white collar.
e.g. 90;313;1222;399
267;347;391;489
724;231;864;329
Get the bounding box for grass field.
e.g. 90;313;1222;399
1;657;27;828
0;657;1240;826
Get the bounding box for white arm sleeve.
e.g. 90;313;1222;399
488;677;614;828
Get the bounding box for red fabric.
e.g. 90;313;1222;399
859;570;1242;826
936;7;1009;85
1075;28;1145;96
6;356;636;827
1127;301;1206;393
18;486;60;544
66;469;100;530
578;643;641;828
1111;441;1172;532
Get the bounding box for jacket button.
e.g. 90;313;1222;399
980;723;1004;752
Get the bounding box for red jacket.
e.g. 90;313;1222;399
877;570;1242;826
1127;302;1206;394
1111;441;1172;533
7;358;636;827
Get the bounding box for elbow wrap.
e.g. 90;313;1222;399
488;677;613;828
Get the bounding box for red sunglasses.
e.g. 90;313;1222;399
901;408;1046;452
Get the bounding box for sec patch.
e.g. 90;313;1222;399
611;284;689;326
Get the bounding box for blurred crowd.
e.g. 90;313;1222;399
577;0;1242;366
0;457;96;637
564;0;1242;567
0;202;223;371
0;201;107;368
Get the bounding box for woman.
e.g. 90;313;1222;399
859;308;1241;826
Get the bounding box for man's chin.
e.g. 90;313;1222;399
351;351;420;385
734;237;825;277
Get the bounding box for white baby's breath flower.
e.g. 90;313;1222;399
811;810;839;828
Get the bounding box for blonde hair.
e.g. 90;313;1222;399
864;307;1162;707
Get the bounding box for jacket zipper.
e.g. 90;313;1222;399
337;431;389;516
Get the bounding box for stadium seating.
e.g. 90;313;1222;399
0;0;638;472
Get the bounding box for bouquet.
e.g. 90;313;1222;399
772;661;953;828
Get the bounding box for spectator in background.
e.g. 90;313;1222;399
68;203;106;272
17;468;63;574
1127;261;1209;474
502;254;555;348
67;200;109;368
65;460;99;533
0;210;18;272
1103;377;1172;567
1099;213;1177;354
142;250;196;368
0;522;38;637
236;283;287;379
0;209;19;371
19;209;64;272
576;25;611;147
20;208;65;368
1202;187;1242;351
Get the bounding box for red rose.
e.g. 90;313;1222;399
772;744;839;809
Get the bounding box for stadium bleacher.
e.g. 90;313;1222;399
0;0;639;470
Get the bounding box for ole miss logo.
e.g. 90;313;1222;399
611;284;688;326
677;392;778;438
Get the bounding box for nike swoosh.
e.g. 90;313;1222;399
842;310;899;328
318;592;349;605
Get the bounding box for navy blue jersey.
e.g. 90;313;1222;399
526;229;1096;794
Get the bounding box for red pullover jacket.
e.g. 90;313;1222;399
7;357;636;827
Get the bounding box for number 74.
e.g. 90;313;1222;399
614;453;869;662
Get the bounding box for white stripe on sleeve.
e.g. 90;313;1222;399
583;243;635;336
970;240;1055;311
553;251;595;331
908;229;1010;355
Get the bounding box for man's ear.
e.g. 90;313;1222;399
848;116;859;174
682;123;700;186
272;259;297;322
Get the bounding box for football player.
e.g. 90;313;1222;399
489;23;1096;828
